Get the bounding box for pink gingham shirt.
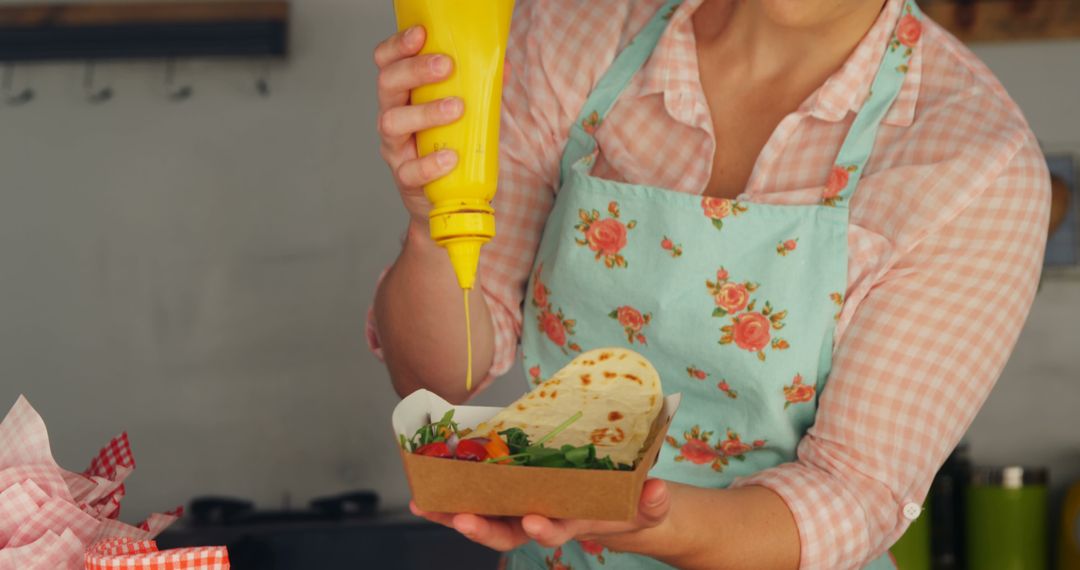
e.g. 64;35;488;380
368;0;1051;567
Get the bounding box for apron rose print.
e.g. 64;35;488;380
718;380;738;399
830;292;845;321
708;268;790;361
823;165;859;206
578;540;606;564
661;236;684;258
575;201;637;268
701;197;749;231
686;365;708;380
707;267;758;317
532;265;583;354
776;239;798;256
582;111;601;135
666;426;723;470
546;546;572;570
529;365;542;385
666;427;766;472
891;4;921;72
609;305;652;345
719;429;767;460
783;373;815;409
722;307;790;361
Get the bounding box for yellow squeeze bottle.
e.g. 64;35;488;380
394;0;514;390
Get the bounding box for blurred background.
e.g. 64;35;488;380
0;0;1077;568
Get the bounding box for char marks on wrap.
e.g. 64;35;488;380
476;348;662;465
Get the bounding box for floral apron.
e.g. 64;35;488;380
511;1;922;568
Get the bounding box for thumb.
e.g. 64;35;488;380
636;479;671;527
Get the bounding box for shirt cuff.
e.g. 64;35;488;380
731;458;920;570
364;267;392;362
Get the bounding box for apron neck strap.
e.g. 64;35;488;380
560;0;683;182
828;0;923;207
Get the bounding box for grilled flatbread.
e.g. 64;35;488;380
476;348;662;465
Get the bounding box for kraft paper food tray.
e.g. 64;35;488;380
393;389;681;522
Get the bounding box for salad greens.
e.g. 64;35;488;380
401;409;633;471
489;413;632;471
400;410;460;453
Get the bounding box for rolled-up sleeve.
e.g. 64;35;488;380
734;139;1051;569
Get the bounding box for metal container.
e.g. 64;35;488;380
967;466;1049;570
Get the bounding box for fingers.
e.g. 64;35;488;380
409;501;456;529
453;514;532;552
374;25;425;69
377;54;454;110
520;480;673;548
378;97;463;147
411;502;532;553
395;149;459;189
521;516;581;548
635;479;671;526
372;25;460;198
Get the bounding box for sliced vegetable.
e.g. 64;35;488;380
484;430;512;464
455;439;489;462
415;442;453;458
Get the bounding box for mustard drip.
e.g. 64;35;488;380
464;288;473;392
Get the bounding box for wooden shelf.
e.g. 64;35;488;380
0;1;289;61
923;0;1080;43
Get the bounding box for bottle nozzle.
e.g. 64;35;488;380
445;239;483;290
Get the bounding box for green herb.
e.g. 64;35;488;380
404;409;460;452
498;428;531;454
486;412;633;471
534;411;583;447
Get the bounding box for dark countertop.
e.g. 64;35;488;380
157;509;502;570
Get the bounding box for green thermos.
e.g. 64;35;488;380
967;466;1049;570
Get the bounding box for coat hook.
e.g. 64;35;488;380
3;64;35;106
83;61;113;104
164;59;193;101
255;62;271;97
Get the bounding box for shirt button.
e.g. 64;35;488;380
903;503;922;521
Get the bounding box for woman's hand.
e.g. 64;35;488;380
374;25;464;228
409;479;673;553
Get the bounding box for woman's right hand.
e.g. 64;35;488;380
374;26;464;228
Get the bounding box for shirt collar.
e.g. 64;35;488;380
640;0;920;128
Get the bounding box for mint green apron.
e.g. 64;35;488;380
511;2;922;568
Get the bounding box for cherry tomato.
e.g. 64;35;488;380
414;442;452;458
455;439;490;462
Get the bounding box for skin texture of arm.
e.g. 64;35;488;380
375;221;495;404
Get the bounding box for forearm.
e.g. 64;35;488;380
374;221;496;404
609;484;800;570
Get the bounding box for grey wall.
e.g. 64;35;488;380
0;0;527;523
0;1;1076;525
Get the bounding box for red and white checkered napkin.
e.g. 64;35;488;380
0;396;228;570
85;537;229;570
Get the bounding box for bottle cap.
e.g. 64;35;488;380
429;207;495;291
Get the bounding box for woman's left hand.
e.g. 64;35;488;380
409;478;672;553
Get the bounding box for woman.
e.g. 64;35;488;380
369;0;1050;568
